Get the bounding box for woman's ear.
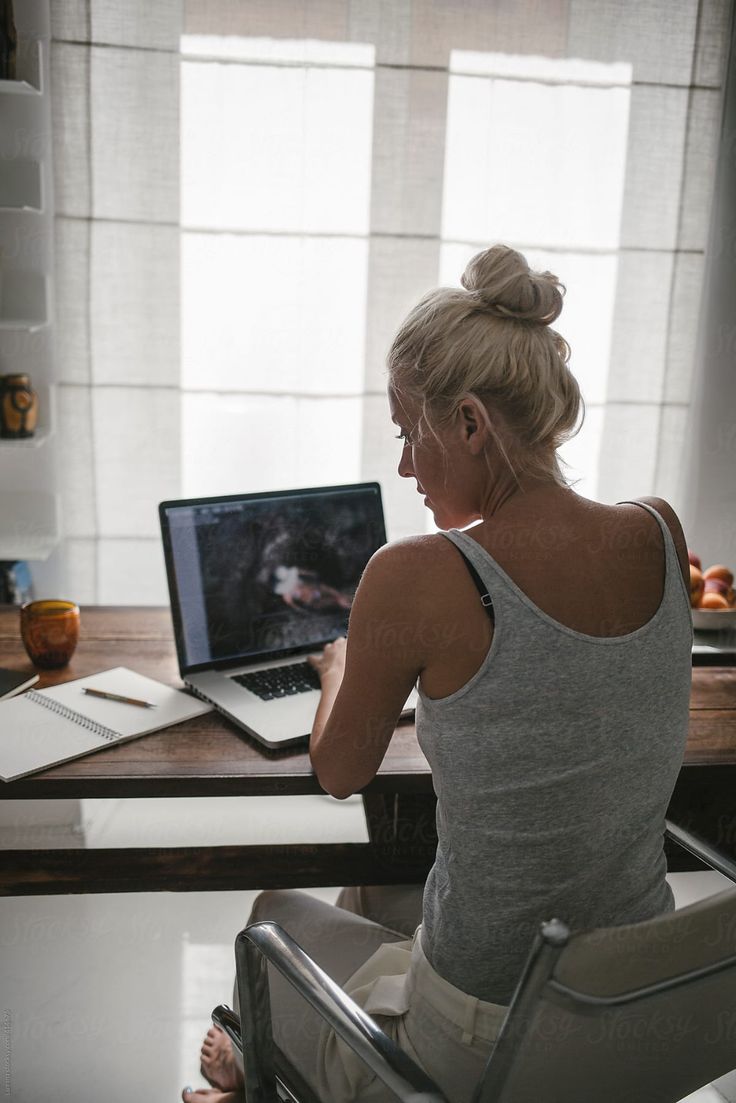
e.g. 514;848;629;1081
457;397;490;454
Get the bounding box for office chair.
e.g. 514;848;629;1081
212;819;736;1103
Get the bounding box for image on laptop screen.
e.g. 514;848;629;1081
161;484;386;672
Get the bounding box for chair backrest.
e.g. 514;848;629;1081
478;887;736;1103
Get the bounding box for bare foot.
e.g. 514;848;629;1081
181;1088;241;1103
199;1025;244;1091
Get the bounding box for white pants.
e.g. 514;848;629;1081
239;888;507;1102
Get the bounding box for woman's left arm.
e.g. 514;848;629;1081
309;540;428;799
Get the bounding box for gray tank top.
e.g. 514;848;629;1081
417;500;694;1005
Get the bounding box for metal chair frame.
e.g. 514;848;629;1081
212;818;736;1103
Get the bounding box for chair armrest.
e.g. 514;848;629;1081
225;919;448;1103
665;819;736;883
211;1004;243;1061
212;1004;320;1103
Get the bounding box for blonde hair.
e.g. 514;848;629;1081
387;244;585;489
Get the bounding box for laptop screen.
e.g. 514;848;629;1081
160;483;386;674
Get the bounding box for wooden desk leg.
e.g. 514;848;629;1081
362;792;437;883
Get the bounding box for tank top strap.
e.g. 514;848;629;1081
439;529;513;612
615;499;687;605
440;538;495;618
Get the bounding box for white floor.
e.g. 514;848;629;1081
0;796;733;1102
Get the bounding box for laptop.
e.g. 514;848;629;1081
159;482;417;749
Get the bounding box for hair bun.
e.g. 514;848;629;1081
461;245;564;324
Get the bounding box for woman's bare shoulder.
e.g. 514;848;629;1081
378;532;449;551
360;533;455;609
368;532;450;569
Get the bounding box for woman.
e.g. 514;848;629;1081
184;244;693;1102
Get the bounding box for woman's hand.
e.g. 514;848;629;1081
308;637;347;684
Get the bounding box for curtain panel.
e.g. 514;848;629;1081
47;0;732;603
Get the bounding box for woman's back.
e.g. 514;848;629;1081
418;494;690;698
415;498;694;1004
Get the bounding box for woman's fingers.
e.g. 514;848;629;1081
307;637;347;677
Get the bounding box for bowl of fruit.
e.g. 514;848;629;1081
689;553;736;629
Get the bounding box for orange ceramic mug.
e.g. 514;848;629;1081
20;600;80;669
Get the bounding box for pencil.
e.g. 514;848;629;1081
83;687;156;708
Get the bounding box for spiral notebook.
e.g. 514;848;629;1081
0;667;212;782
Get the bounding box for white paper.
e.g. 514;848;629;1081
0;667;211;781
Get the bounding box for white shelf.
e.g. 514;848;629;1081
0;490;60;560
0;160;42;212
0;271;48;331
0;425;52;448
0;40;43;96
0;78;40;95
0;382;55;448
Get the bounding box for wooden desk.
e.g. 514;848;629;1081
1;606;735;896
0;606;434;895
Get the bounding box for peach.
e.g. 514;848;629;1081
703;564;734;588
704;577;730;598
701;591;730;610
690;564;704;608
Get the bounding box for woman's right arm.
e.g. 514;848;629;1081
309;540;429;799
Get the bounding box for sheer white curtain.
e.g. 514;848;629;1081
47;0;732;604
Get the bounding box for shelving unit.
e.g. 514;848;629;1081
0;2;58;563
0;1;82;860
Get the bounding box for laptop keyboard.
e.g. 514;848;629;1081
232;662;321;701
